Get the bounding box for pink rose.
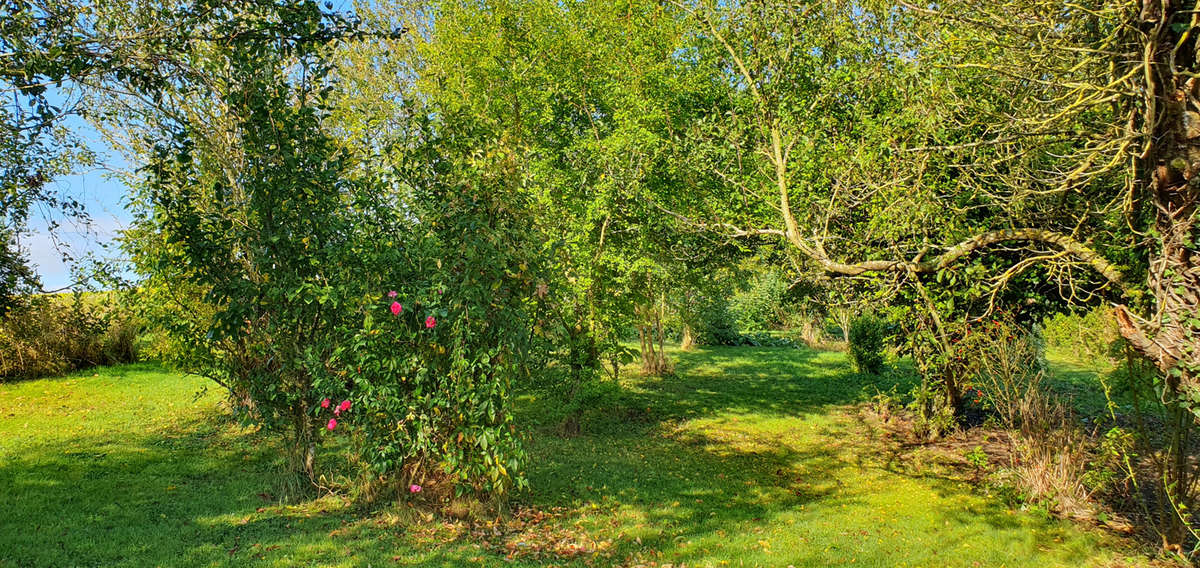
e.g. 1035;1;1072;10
326;418;337;430
388;290;398;298
339;400;351;412
320;398;331;409
390;301;403;316
425;316;436;329
409;484;422;493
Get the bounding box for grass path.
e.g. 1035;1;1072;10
0;349;1165;567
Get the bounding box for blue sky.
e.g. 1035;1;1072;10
23;0;367;291
15;38;143;291
24;111;133;292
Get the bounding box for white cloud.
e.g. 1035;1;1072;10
18;171;134;291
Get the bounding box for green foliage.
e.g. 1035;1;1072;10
908;379;957;440
1;0;98;299
736;332;804;349
901;312;1034;427
326;187;539;495
0;232;40;315
116;2;538;494
729;271;788;332
868;384;904;420
694;295;741;346
965;446;989;470
0;293;140;381
130;33;365;481
1042;308;1121;367
847;314;886;374
381;0;692;392
693;300;805;348
1083;427;1136;499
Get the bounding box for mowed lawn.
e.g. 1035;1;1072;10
0;348;1164;567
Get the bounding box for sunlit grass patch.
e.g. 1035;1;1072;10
0;349;1174;567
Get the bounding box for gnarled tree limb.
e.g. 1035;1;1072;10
801;228;1127;291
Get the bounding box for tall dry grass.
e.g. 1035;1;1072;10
0;293;143;381
976;325;1097;519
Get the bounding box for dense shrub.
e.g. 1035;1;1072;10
324;190;539;496
695;296;741;346
1041;307;1120;366
729;272;788;332
848;314;886;374
907;379;956;440
904;315;1030;433
125;41;541;497
0;294;141;381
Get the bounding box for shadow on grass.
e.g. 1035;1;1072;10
628;345;916;420
508;345;1115;567
0;403;309;565
0;352;1146;567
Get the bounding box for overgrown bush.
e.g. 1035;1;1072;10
848;314;886;374
695;296;741;346
729;271;788;332
328;212;536;496
908;380;956;440
974;324;1048;430
976;322;1099;519
1042;307;1120;366
905;315;1020;431
124;36;540;499
0;294;141;381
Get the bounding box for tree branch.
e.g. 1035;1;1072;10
809;228;1127;293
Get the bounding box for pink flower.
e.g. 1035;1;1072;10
409;484;422;493
425;316;436;329
334;408;341;417
388;290;398;298
326;418;337;430
321;398;331;409
390;301;403;316
339;400;351;412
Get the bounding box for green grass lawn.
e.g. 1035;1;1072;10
0;348;1167;567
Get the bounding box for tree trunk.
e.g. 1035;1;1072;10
638;299;673;376
680;323;696;351
289;405;317;482
1113;4;1200;550
836;309;851;343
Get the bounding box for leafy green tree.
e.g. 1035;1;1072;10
646;0;1195;550
97;1;535;496
1;0;358;299
370;0;706;385
118;2;379;482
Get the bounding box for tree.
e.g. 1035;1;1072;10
650;0;1197;551
1;0;99;302
373;0;710;386
93;0;534;496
